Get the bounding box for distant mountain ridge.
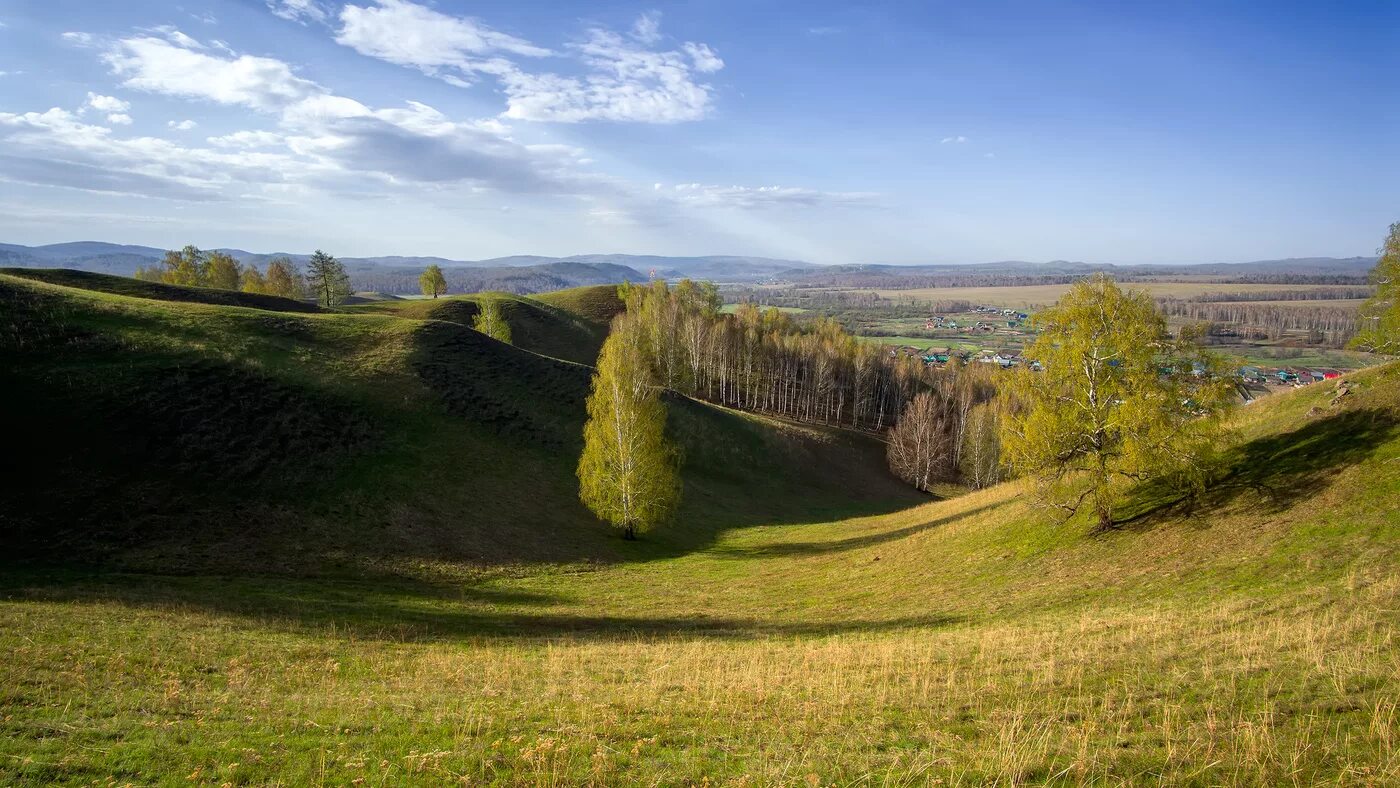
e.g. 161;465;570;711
0;242;1377;292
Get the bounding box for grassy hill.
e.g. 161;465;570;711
1;267;321;313
0;271;918;575
1;271;1397;784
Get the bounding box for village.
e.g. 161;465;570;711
881;305;1350;390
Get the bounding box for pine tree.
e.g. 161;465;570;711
264;257;305;300
473;297;513;344
1001;274;1235;530
578;317;681;540
305;250;350;307
205;251;241;290
419;264;447;299
1350;221;1400;355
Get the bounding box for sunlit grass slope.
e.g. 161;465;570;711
2;270;1397;784
347;289;612;365
0;272;919;575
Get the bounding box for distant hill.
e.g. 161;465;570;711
0;241;1377;290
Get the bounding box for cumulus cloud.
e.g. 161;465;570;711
326;1;722;123
335;0;548;84
207;129;284;148
104;34;319;110
167;119;197;130
85;93;129;113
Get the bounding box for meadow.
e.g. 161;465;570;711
1;271;1397;784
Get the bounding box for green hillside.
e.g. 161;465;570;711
532;283;627;326
348;290;612;365
0;272;918;574
1;271;1398;784
1;267;321;313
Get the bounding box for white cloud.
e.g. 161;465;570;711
327;2;722;123
61;31;95;46
208;130;284;148
659;183;878;210
104;34;319;110
807;26;843;36
500;22;723;123
106;113;133;125
167;119;197;130
150;25;203;49
85;93;130;113
335;0;548;84
632;11;662;45
267;0;329;24
940;135;967;144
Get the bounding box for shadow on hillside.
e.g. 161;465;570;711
713;500;1007;558
0;570;963;643
1116;407;1400;529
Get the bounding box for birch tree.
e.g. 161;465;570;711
1001;274;1235;530
578;316;681;539
1350;221;1400;355
887;391;953;492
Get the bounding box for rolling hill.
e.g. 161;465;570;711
0;269;1397;783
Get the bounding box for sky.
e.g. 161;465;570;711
0;0;1396;264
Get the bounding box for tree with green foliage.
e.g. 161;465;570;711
305;250;350;307
240;265;268;294
160;244;206;287
578;316;681;540
132;265;164;283
205;251;242;291
1350;221;1400;355
419;264;447;299
265;257;305;300
473;297;512;344
1002;274;1235;530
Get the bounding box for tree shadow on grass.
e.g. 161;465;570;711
712;500;1008;558
1114;407;1400;530
0;569;963;643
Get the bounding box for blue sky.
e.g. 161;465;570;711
0;0;1395;264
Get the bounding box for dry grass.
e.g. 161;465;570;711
865;283;1365;308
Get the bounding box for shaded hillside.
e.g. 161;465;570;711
1;268;320;313
0;273;920;576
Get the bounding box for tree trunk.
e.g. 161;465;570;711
623;524;636;540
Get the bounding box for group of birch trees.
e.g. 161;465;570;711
133;245;351;306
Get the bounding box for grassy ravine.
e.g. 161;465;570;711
2;274;1399;784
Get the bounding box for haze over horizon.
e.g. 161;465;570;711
1;0;1395;265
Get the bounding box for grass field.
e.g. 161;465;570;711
2;272;1398;784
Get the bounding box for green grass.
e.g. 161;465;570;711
0;267;321;313
531;284;626;327
2;272;1399;784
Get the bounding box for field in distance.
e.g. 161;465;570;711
856;282;1366;307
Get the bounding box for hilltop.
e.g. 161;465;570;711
0;270;1397;783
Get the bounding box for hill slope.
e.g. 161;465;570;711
0;270;1397;783
0;272;920;574
0;267;321;312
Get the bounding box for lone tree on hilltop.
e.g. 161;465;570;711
1001;274;1235;530
1350;221;1400;355
306;250;350;307
578;316;681;540
419;264;447;299
473;296;512;344
887;391;954;492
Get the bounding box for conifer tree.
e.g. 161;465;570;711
473;297;513;344
1350;221;1400;355
578;316;681;540
419;264;447;299
305;250;350;307
1001;274;1235;530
